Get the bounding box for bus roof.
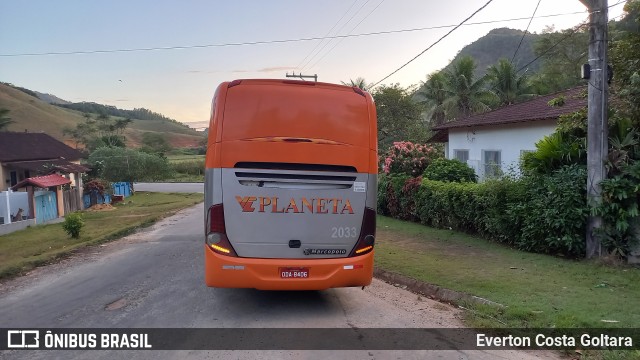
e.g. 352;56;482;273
219;79;374;148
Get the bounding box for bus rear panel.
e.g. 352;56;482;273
204;79;377;290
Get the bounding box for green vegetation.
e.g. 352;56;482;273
0;108;13;130
61;212;84;238
55;101;187;128
373;84;429;150
423;158;477;183
375;215;640;329
88;147;172;182
140;132;171;155
379;165;589;258
0;192;203;279
0;82;202;148
165;155;205;182
445;28;540;79
64;113;131;150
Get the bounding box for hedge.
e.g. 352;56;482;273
378;165;589;258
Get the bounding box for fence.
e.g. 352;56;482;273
82;182;131;209
112;182;132;197
35;191;58;224
63;189;82;215
0;190;30;225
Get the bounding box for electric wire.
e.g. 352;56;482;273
306;0;386;70
0;10;602;58
300;0;372;70
371;0;495;88
511;0;541;64
515;11;625;75
295;0;359;70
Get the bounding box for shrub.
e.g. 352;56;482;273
598;160;640;256
511;164;588;257
88;147;172;182
171;160;205;175
424;158;477;183
382;141;441;177
62;212;84;239
378;164;589;258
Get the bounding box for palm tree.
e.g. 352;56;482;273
487;58;535;107
0;108;13;131
441;56;496;120
341;77;373;92
414;72;447;126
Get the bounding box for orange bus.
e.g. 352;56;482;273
204;79;377;290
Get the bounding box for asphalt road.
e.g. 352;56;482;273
0;183;559;359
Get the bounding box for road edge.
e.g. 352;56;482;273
373;268;504;308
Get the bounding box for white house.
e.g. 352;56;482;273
429;87;586;180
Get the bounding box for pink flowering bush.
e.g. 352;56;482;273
382;141;442;177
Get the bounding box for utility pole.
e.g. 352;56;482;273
580;0;608;258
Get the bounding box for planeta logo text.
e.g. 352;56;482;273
236;196;354;214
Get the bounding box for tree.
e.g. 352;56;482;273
88;147;171;182
530;26;589;94
486;58;535;107
610;0;640;124
63;112;96;149
63;113;131;150
141;132;171;155
372;84;428;150
341;77;373;91
440;56;496;120
414;72;447;127
0;108;13;131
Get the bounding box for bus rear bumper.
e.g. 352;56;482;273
204;245;374;290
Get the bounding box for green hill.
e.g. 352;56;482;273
447;28;541;77
0;83;204;148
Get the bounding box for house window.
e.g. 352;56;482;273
10;171;17;187
454;150;469;163
483;150;501;178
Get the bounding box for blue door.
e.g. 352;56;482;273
35;192;58;224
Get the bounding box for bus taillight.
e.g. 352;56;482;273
349;208;376;257
206;204;238;257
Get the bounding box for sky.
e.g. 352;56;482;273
0;0;627;129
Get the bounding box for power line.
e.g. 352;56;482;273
301;0;373;71
0;10;599;58
515;20;589;74
511;0;541;64
514;9;626;74
371;0;495;88
296;0;359;69
307;0;386;70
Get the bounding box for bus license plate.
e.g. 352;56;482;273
279;267;309;278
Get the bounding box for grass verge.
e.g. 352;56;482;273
375;215;640;329
0;192;203;280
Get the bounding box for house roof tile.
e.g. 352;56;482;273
6;159;90;173
11;174;71;190
432;87;587;131
0;132;84;162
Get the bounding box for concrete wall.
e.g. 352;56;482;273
0;218;36;236
446;119;557;180
0;190;30;224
